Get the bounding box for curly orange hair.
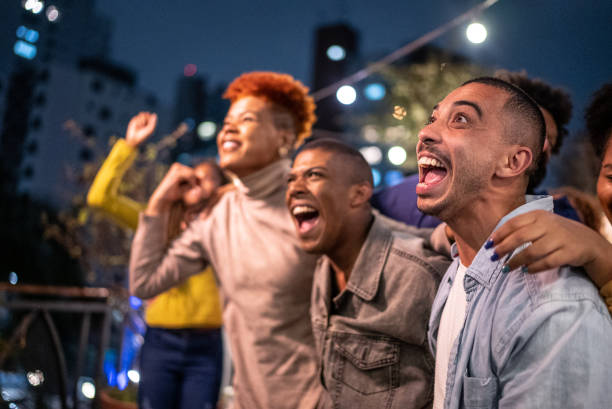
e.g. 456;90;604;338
223;72;317;146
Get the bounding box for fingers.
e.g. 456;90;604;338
503;239;563;272
125;112;157;146
168;163;197;186
490;210;546;248
491;217;548;259
142;112;158;134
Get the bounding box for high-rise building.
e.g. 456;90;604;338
311;23;359;133
0;0;113;196
0;1;169;208
16;58;163;207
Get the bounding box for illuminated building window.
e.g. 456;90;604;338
13;40;37;60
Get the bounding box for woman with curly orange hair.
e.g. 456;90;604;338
130;72;325;409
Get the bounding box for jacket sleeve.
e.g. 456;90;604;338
129;213;209;299
86;139;144;230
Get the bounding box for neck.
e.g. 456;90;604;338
328;211;373;292
448;192;526;266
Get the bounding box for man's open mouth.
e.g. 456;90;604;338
291;205;320;234
418;156;448;187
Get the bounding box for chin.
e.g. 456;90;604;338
298;237;326;255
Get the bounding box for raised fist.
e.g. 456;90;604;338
125;112;158;148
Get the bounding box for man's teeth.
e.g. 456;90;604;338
418;156;444;168
292;205;316;216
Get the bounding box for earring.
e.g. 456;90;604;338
278;146;289;157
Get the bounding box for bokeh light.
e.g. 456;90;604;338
81;381;95;399
46;5;59;22
183;64;197;77
388;146;407;166
326;45;346;61
127;370;140;384
364;83;386;101
336;85;357;105
466;22;487;44
384;170;404;186
371;168;382;187
359;146;383;165
197;121;217;140
392;105;407;120
9;272;18;285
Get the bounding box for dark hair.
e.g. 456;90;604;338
462;77;546;177
195;158;229;186
296;138;373;186
495;70;572;154
585;82;612;159
167;159;228;242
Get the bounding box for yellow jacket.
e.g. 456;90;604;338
87;139;222;328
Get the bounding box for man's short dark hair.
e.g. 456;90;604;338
463;77;546;177
585;82;612;160
296;138;373;186
495;70;572;154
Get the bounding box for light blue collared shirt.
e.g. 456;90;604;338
428;195;612;409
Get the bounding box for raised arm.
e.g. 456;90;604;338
86;112;158;229
489;210;612;310
129;163;208;299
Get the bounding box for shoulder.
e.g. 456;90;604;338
492;266;611;358
388;226;450;281
524;265;606;311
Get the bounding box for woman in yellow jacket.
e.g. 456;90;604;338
87;112;225;409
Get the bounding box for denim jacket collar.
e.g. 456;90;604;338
452;195;552;289
343;213;392;301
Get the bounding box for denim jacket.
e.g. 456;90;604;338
311;214;450;409
428;196;612;409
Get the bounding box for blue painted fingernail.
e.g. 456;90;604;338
522;265;528;273
484;239;494;249
502;265;510;273
490;252;499;262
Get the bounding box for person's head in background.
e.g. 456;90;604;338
168;159;228;240
218;72;316;178
586;82;612;224
495;70;572;192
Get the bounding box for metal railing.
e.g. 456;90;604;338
0;283;120;409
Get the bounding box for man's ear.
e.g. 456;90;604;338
495;145;533;179
349;182;373;207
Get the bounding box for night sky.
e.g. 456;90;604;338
99;0;612;131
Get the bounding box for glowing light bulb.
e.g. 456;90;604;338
466;22;487;44
336;85;356;105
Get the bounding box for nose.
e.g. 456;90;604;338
286;174;307;200
221;119;238;135
417;122;441;152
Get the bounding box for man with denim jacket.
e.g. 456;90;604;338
286;139;450;409
417;77;612;409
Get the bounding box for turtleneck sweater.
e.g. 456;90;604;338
130;159;322;409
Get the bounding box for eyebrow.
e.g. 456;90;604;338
288;166;327;177
432;100;483;119
453;100;482;118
